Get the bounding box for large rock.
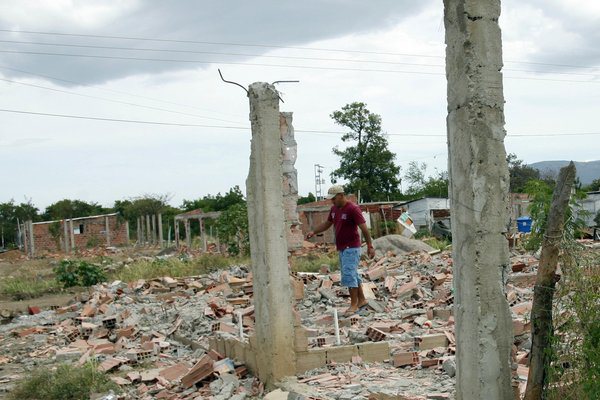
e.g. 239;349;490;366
367;235;435;257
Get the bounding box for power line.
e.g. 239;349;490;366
0;108;248;129
0;65;245;119
1;49;599;84
1;108;599;137
0;49;444;76
1;28;598;71
0;77;245;124
2;39;597;78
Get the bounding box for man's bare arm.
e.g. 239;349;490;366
358;223;375;258
306;220;333;239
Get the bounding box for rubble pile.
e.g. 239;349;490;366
0;266;263;399
0;245;543;399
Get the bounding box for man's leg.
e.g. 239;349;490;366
357;285;368;308
349;287;359;310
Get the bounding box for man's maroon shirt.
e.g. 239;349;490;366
327;201;366;251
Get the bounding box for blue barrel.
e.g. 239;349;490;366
516;216;532;233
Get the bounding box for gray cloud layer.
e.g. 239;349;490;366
0;1;431;86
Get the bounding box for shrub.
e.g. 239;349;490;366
8;363;119;400
54;260;106;288
547;242;600;399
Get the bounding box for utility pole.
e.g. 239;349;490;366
314;164;325;200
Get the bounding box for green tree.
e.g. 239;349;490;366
0;199;40;246
215;203;249;255
297;193;316;205
330;102;401;202
404;161;427;195
524;179;588;250
42;199;105;220
421;170;449;198
583;178;600;192
181;186;245;212
507;153;541;193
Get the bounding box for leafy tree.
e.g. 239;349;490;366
0;199;40;246
404;161;427;195
330;102;401;202
215;203;249;255
421;170;449;198
42;199;105;220
113;194;178;240
583;178;600;192
524;179;588;250
113;194;172;220
507;153;541;193
298;193;316;205
181;186;245;212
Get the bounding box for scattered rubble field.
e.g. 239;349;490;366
0;240;598;399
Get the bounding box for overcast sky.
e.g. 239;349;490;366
1;0;599;210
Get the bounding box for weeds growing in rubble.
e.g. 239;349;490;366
290;253;339;273
0;277;61;300
111;254;249;282
8;362;119;400
422;237;451;251
546;242;600;399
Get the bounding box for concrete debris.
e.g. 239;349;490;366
0;242;544;399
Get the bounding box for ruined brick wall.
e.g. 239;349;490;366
32;215;128;256
280;112;304;251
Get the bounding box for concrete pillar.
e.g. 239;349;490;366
125;221;130;246
105;216;111;247
28;220;35;257
175;220;180;248
280;112;303;252
151;214;157;245
145;215;151;245
69;219;75;252
246;82;296;385
63;219;70;254
158;213;164;248
136;217;141;245
184;220;191;249
200;218;207;252
443;1;513;399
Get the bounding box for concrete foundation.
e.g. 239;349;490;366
245;82;296;385
208;335;390;375
443;1;513;399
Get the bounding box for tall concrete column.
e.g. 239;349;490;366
145;215;151;245
105;216;111;247
158;213;164;248
184;220;191;248
63;219;70;254
443;1;513;399
69;219;75;252
246;82;296;385
27;220;35;257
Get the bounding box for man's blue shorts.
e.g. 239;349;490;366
339;247;362;288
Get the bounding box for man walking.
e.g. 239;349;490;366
306;185;375;316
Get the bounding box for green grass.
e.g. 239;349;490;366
422;237;451;251
8;363;119;400
111;254;249;282
290;253;339;273
0;277;62;301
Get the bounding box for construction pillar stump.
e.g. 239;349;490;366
444;1;513;398
246;82;296;385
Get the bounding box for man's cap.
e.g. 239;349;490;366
326;185;345;199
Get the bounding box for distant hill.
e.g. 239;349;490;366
529;160;600;185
